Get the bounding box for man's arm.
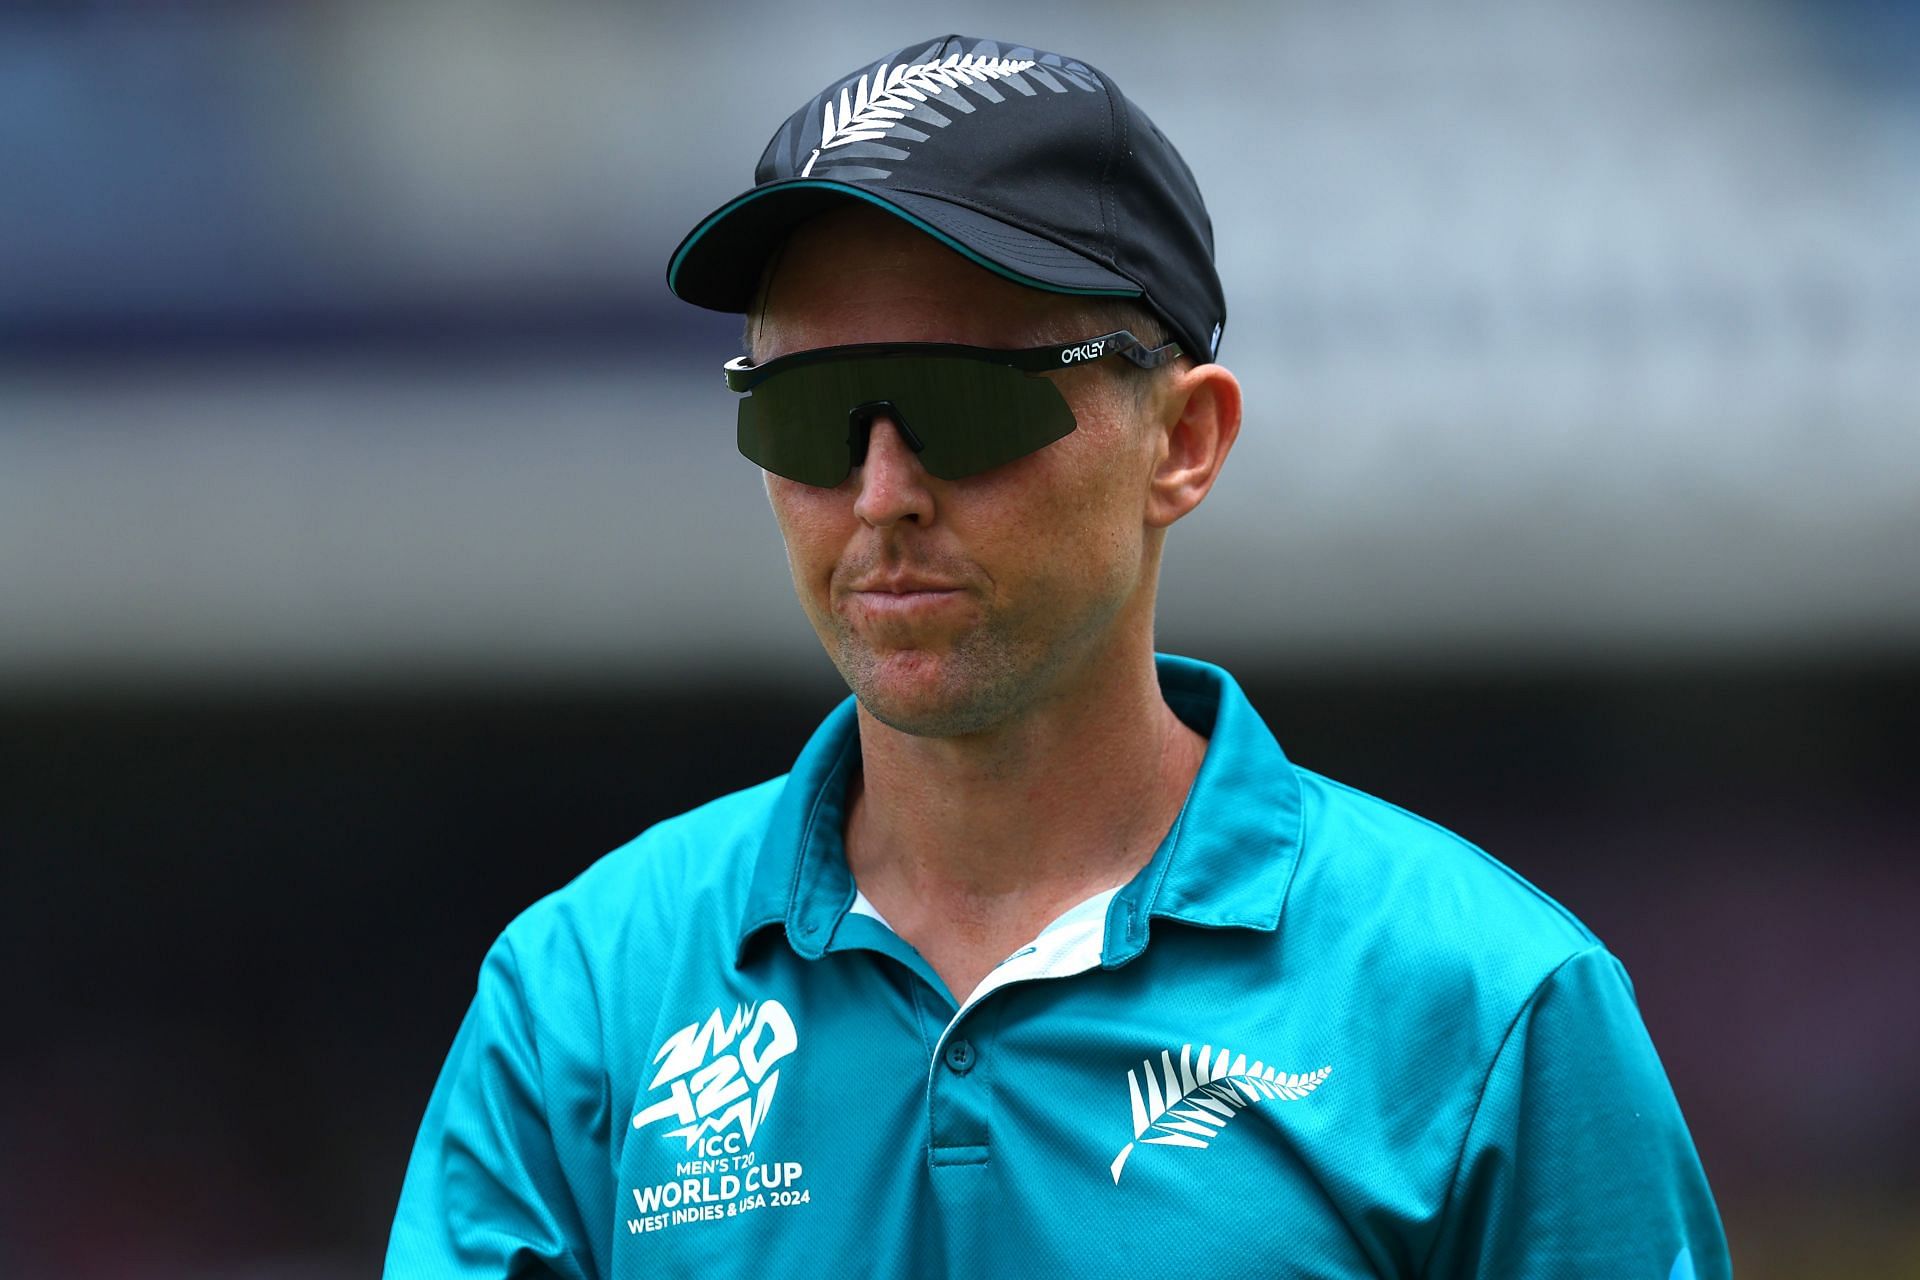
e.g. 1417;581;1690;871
385;935;598;1280
1423;946;1731;1280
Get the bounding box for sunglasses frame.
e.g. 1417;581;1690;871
722;329;1184;392
721;329;1185;487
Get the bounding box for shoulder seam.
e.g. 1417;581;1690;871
1302;769;1598;945
1416;943;1609;1279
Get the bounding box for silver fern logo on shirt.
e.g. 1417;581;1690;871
1110;1044;1331;1183
632;1000;798;1150
800;50;1097;179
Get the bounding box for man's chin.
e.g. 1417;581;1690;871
839;645;1001;739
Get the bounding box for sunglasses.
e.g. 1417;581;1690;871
722;329;1182;487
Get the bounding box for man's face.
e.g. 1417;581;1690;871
753;206;1168;740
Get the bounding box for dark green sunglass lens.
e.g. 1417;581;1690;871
736;358;1076;486
737;387;847;487
899;361;1076;481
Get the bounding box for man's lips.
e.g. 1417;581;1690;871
848;583;966;619
851;577;964;593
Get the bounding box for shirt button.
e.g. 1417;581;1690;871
943;1038;976;1075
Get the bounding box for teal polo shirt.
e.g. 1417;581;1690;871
386;653;1729;1279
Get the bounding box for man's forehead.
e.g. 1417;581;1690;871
759;206;1085;350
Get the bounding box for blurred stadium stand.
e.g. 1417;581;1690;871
3;0;1917;680
2;1;1916;1276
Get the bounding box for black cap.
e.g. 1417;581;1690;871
666;34;1226;363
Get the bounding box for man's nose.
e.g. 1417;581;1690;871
850;412;935;526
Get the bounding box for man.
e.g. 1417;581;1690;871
387;35;1730;1279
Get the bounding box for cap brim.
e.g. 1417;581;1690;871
666;179;1141;312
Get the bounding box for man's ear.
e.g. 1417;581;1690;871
1144;363;1243;530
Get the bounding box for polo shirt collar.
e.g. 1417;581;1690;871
1101;653;1304;962
735;652;1304;968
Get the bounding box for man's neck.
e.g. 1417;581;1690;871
842;653;1208;1003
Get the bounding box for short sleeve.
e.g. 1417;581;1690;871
385;936;596;1280
1424;946;1731;1280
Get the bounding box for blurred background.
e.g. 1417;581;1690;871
2;0;1916;1275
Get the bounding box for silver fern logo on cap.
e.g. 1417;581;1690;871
800;51;1094;179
